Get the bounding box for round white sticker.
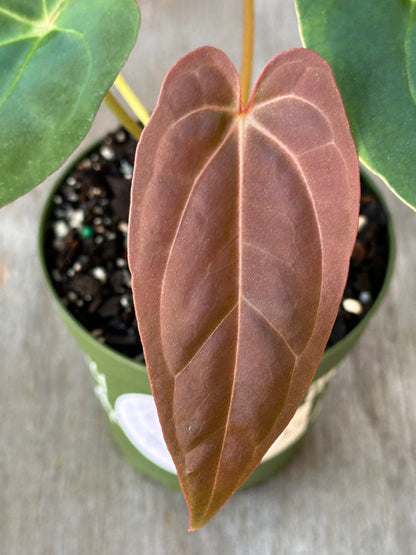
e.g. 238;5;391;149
115;393;177;474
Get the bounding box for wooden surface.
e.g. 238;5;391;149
1;1;416;553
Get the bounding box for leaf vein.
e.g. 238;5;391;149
242;295;299;358
174;303;238;379
0;7;35;25
244;240;296;273
250;94;335;141
0;36;42;109
0;35;38;47
0;26;93;113
246;117;324;354
49;0;71;23
160;120;237;301
167;105;235;133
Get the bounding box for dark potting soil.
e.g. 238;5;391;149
44;127;390;362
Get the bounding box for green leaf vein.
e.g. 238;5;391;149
0;6;35;25
0;26;92;110
0;36;42;108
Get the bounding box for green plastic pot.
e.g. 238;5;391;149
39;163;396;490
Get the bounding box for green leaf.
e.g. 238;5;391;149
296;0;416;210
0;0;140;207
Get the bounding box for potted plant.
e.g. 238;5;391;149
1;0;400;530
38;122;394;494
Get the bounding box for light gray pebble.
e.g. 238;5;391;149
118;221;128;234
100;146;115;160
69;209;84;229
359;291;372;303
67;191;79;203
342;298;363;315
54;220;69;238
92;266;107;283
120;160;133;179
358;214;368;232
116;131;126;142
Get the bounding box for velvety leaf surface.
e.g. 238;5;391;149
0;0;140;207
128;47;360;529
296;0;416;211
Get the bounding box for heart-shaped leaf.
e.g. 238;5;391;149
0;0;140;207
296;0;416;211
128;46;359;529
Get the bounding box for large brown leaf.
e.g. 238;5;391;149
128;46;359;529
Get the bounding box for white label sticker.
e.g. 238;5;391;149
88;356;336;475
115;393;177;474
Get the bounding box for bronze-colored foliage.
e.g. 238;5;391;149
128;46;359;529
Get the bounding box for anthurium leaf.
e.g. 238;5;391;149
0;0;140;207
128;46;359;530
296;0;416;211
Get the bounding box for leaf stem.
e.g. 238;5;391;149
115;74;151;126
103;91;143;141
241;0;254;107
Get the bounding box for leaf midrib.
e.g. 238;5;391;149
196;104;328;526
197;116;246;528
